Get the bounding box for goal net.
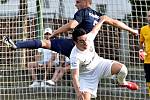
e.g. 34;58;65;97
0;0;149;100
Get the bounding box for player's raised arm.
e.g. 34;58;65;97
90;16;106;34
50;20;79;37
102;15;138;35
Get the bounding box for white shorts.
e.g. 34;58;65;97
79;58;115;98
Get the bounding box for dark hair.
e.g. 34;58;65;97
72;28;87;42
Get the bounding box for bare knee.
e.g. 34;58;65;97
111;61;125;75
41;40;51;49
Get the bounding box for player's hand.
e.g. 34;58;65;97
100;15;109;22
132;30;139;36
139;49;147;60
77;92;84;100
49;32;57;39
49;32;55;38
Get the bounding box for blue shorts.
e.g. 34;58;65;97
50;38;75;57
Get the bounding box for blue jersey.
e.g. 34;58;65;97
51;7;103;57
74;7;103;33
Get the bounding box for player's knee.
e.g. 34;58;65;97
42;40;51;49
117;65;128;83
118;65;128;77
121;64;127;72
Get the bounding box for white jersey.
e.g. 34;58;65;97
70;32;103;74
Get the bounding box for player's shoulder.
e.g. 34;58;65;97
140;25;150;35
140;25;149;33
70;46;77;56
70;46;82;61
141;25;149;29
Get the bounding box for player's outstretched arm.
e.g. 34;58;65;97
90;16;106;34
103;15;138;35
50;20;79;37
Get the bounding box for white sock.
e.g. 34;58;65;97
117;65;128;85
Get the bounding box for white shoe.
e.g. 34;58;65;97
2;36;17;49
41;81;50;87
46;80;55;85
29;81;40;87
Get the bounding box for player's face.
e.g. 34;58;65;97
75;0;86;10
147;11;150;25
75;34;89;51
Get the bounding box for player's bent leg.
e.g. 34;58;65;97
3;36;74;57
116;64;127;84
41;39;51;49
16;39;43;49
116;65;138;90
2;36;45;49
111;62;138;90
111;61;123;75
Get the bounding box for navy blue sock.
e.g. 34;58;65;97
16;39;42;49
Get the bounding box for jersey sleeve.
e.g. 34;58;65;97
70;57;80;69
87;31;98;41
73;10;84;24
140;28;145;43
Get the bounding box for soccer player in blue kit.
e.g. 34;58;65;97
3;0;138;58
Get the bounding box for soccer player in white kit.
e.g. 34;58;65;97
70;17;139;100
